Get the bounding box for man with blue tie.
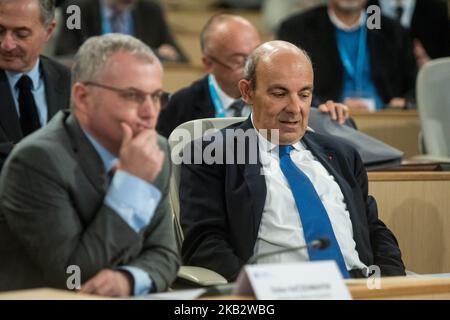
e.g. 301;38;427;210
0;0;71;170
179;40;405;281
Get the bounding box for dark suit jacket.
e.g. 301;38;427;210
157;76;326;138
55;0;187;62
0;110;180;292
277;5;417;105
368;0;450;59
180;117;405;281
0;56;71;170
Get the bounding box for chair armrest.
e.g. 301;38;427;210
177;266;228;287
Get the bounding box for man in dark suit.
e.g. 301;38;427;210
277;0;417;110
157;14;350;138
180;41;405;281
55;0;187;62
0;34;179;295
0;0;71;170
368;0;450;68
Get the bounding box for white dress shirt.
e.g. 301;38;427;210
379;0;416;29
209;74;251;117
253;120;366;271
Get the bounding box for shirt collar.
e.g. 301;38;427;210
101;0;130;19
378;0;415;28
82;128;118;173
328;9;365;31
209;73;237;110
250;113;307;154
5;58;41;91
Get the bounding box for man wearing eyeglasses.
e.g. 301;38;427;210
0;34;179;296
156;14;350;138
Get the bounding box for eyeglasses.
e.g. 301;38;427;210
83;81;163;105
206;54;247;71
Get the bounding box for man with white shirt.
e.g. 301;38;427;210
156;14;350;138
0;34;179;295
277;0;417;110
179;40;405;281
0;0;71;170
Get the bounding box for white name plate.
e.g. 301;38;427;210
233;261;352;300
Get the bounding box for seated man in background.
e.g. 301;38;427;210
0;34;179;295
55;0;187;62
180;40;405;281
156;14;350;138
277;0;417;110
0;0;71;171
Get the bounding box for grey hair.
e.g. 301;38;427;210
243;41;312;90
0;0;55;26
39;0;55;26
71;33;161;86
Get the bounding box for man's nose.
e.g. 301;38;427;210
138;96;158;118
285;93;303;113
0;32;18;51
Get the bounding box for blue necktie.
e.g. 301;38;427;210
279;145;350;278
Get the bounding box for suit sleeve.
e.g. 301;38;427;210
352;149;406;276
0;141;179;291
179;139;244;281
124;139;180;292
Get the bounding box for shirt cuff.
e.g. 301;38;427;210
105;170;161;233
118;266;153;296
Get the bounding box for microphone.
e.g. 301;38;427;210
247;237;330;264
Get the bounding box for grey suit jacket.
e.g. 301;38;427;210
0;110;180;292
0;56;71;170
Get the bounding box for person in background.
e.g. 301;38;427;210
55;0;187;62
368;0;450;69
0;0;71;171
277;0;417;111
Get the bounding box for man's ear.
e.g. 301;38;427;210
72;82;89;114
239;79;253;105
44;20;57;43
202;55;213;72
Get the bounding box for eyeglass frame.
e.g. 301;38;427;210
82;81;164;105
205;53;248;71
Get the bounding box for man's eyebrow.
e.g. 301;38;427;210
267;85;288;91
14;27;32;33
299;86;314;92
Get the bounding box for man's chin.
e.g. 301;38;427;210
0;58;27;73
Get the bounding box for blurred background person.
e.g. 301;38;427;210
368;0;450;68
277;0;417;111
55;0;187;62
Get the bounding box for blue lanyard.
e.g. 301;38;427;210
101;10;134;35
208;74;227;118
336;21;367;92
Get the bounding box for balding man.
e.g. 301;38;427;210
0;0;71;170
179;41;405;281
156;14;349;138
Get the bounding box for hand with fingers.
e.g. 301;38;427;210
318;100;349;124
116;122;165;183
78;269;132;297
